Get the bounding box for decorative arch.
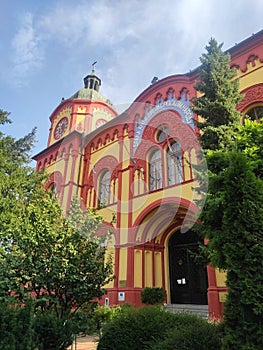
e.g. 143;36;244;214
92;155;119;182
238;83;263;112
45;171;63;192
134;110;199;161
36;161;42;171
131;197;198;245
97;221;116;248
133;88;194;154
86;155;119;207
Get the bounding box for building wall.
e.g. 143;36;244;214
34;31;263;319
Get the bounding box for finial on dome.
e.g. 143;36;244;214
92;61;97;74
83;61;101;91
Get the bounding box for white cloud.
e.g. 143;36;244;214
38;1;140;48
11;12;44;85
8;0;263;99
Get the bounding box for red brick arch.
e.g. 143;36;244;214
238;83;263;113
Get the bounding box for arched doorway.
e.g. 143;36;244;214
169;230;208;305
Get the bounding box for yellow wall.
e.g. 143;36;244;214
118;248;127;287
145;250;152;287
216;269;226;287
154;252;162;287
134;250;142;288
237;59;263;91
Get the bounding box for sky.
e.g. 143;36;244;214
1;0;262;159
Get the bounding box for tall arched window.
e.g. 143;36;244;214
167;141;183;185
149;149;162;191
98;170;111;206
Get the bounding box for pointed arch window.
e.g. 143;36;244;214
149;149;162;191
167;141;183;185
98;170;110;206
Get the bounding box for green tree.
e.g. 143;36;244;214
200;153;263;349
192;38;242;151
236;119;263;179
0;193;113;348
192;41;263;349
220;153;263;349
0;110;113;348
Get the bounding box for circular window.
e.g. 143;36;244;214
156;125;170;143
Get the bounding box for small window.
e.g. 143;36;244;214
156;125;170;143
246;106;263;122
167;141;183;185
50;183;56;193
149;149;162;191
98;170;110;206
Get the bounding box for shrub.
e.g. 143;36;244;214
98;306;222;350
141;287;166;305
74;301;99;335
0;299;35;350
148;316;222;350
94;304;125;334
34;311;76;350
98;306;179;350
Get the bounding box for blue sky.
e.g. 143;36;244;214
1;0;262;159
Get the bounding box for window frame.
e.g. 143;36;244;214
149;148;163;191
98;169;111;206
166;140;183;186
245;105;263;122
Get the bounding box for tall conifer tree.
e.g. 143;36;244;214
192;38;242;151
192;41;263;349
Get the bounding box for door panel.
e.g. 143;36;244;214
169;231;208;305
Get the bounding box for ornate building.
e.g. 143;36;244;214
33;30;263;319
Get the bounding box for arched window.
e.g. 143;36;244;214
149;149;162;191
246;105;263;122
98;170;111;206
167;141;183;185
50;183;56;193
48;182;60;198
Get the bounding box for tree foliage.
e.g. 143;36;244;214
141;287;166;305
192;38;242;151
0;109;114;348
192;41;263;349
0;194;113;316
220;153;263;349
235;119;263;179
0;299;35;350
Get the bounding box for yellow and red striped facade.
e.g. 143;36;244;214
34;30;263;319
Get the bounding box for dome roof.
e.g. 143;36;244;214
71;63;113;105
71;87;113;105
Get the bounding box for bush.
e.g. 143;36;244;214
98;306;179;350
34;311;76;350
0;299;35;350
141;287;166;305
94;305;125;335
74;301;99;335
148;316;222;350
97;306;222;350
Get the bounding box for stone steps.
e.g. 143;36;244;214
165;303;209;319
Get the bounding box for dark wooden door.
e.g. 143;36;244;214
169;230;208;305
